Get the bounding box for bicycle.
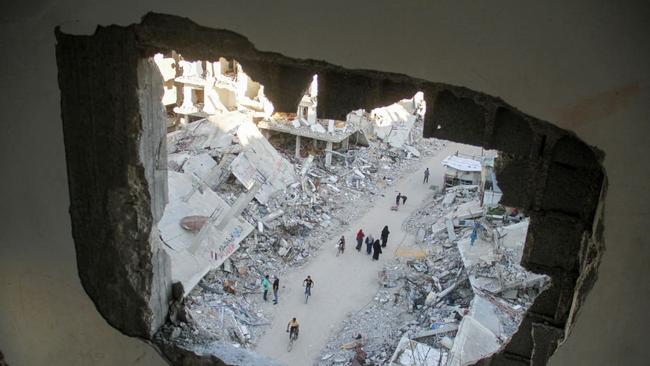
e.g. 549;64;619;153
304;286;311;304
287;328;299;352
303;276;314;304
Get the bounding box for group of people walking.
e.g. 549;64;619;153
395;193;407;206
262;167;434;347
354;225;390;261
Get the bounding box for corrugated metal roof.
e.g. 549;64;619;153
441;155;482;172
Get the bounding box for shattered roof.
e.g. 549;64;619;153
441;155;482;172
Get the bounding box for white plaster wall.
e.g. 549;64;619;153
1;1;648;365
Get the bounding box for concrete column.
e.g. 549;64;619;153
341;137;349;150
180;114;189;126
181;85;195;109
325;141;333;167
295;135;301;158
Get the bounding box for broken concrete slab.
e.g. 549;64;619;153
403;145;421;157
390;336;447;366
183;153;217;184
158;171;253;294
371;101;417;148
446;218;457;241
414;323;459;338
442;191;456;207
447;315;500;366
471;295;502;336
230;118;297;204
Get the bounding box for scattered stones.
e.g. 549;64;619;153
318;184;548;365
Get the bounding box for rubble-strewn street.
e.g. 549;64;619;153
152;55;550;365
158;117;447;358
316;187;549;366
252;143;469;365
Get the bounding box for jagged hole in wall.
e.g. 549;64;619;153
56;13;606;366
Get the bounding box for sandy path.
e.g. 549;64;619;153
254;142;482;365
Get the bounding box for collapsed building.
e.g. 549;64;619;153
150;53;548;366
152;53;431;301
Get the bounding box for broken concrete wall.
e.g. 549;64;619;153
152;54;178;105
427;89;606;365
137;58;173;334
155;338;284;366
370;102;416;148
56;26;172;338
55;13;606;365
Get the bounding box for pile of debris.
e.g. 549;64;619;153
318;185;549;366
158;99;446;350
156;271;272;351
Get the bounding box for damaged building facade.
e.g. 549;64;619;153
152;53;429;298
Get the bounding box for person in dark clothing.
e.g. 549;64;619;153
395;193;402;206
365;234;374;255
401;195;407;205
423;168;430;183
356;229;365;251
272;276;280;304
372;239;382;260
381;226;390;247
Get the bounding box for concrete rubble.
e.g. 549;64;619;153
348;91;425;150
153;55;547;365
153;54;450;352
161;115;445;350
318;185;549;366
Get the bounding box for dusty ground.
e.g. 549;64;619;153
254;142;483;365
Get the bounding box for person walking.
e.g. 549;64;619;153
272;276;280;305
355;229;365;251
262;275;271;301
395;193;402;207
470;221;480;246
337;235;345;256
372;239;382;260
423;168;430;183
381;226;390;248
365;234;374;255
401;194;407;205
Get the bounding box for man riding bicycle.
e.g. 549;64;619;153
303;275;314;297
287;317;300;340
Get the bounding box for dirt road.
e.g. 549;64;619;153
254;142;482;365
